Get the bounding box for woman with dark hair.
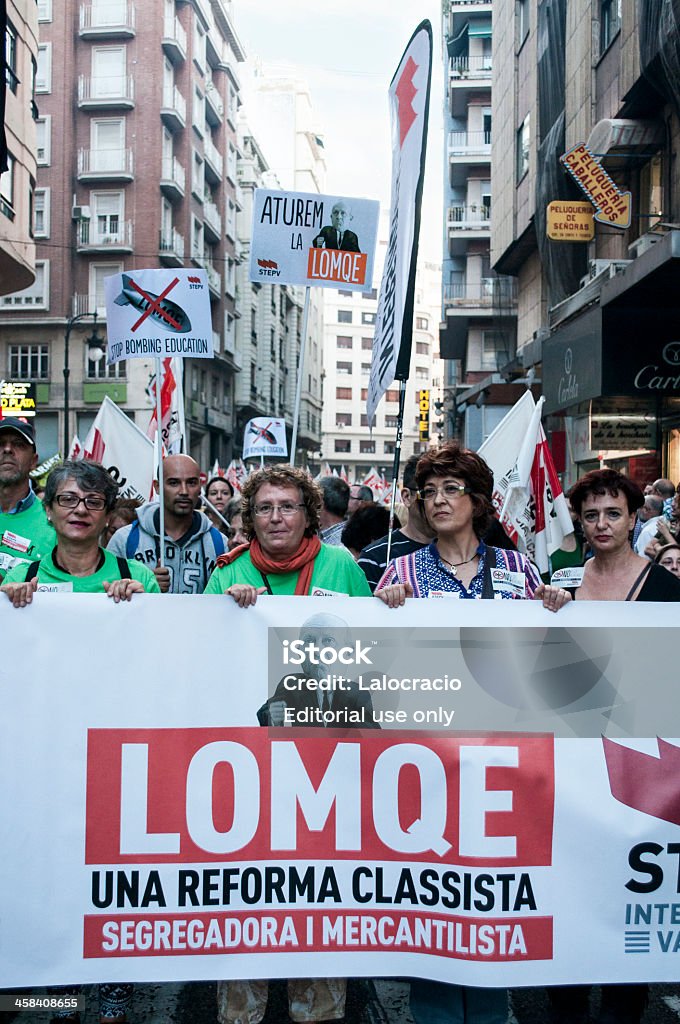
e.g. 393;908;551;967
567;468;680;601
1;460;159;605
205;463;369;601
655;541;680;577
375;441;566;609
204;475;234;534
341;501;393;559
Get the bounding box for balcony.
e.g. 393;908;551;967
159;227;185;266
77;219;134;253
203;199;222;242
78;146;134;181
443;277;518;310
79;1;135;37
449;54;492;80
205;80;224;127
160;155;185;200
161;85;186;131
203;135;223;182
205;262;221;298
161;15;186;63
448;129;491;157
78;74;135;109
448;203;491;231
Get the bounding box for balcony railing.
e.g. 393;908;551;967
161;85;186;128
205;262;221;294
448;129;491;155
161;14;186;59
77;219;134;250
79;1;135;35
203;199;222;238
78;146;134;178
160;155;185;194
78;74;135;107
449;55;493;78
448;203;491;228
203;135;223;179
443;277;518;307
159;227;185;260
205;80;224;123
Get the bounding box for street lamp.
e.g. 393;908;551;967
63;311;106;456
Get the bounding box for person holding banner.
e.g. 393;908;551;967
0;460;160;604
0;417;56;581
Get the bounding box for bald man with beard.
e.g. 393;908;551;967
107;453;226;593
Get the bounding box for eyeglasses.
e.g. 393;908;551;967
253;502;306;518
417;483;471;502
54;492;107;511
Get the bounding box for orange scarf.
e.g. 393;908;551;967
215;535;322;596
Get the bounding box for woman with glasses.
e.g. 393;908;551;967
375;441;567;1024
204;464;370;602
1;460;160;605
375;441;566;610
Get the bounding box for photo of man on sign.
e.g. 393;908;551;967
312;201;361;252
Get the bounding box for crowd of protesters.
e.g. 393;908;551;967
2;412;680;1024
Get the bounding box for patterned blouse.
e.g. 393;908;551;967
375;540;541;600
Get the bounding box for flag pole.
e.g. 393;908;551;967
155;356;165;567
202;494;230;530
290;286;311;468
385;379;407;566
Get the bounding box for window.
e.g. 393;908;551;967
337;335;353;349
361;388;368;401
193;18;206;72
193;86;204;136
89;261;122;315
385;415;399;429
336;412;352;427
361;362;371;374
335;439;351;453
227;142;237;183
0;154;15;219
600;0;621;53
192;150;204;200
336;387;352;400
91;118;125;173
361;414;370;427
336;361;352;375
338;289;353;297
517;0;529;45
338;310;352;324
212;375;219;409
360;440;375;454
226;197;236;239
481;331;508;370
385;389;399;402
5;20;18;94
516;114;530;182
87;355;125;379
191;216;204;260
416;316;429;330
33;188;50;237
92;46;125;99
37;0;52;20
361;337;372;350
92;191;123;243
36;116;51;165
8;344;49;379
36;43;51;92
362;288;378;300
416;367;429;381
1;261;49;308
384;441;396;455
416;341;429;354
361;312;376;325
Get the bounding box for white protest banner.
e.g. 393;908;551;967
479;392;574;573
249;190;379;291
146;357;186;455
82;395;154;501
243;417;288;461
3;597;680;988
367;21;432;425
104;269;214;364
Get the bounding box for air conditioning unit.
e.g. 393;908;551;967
579;259;632;289
72;205;91;221
628;232;662;259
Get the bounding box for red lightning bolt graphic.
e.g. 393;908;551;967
395;56;419;148
603;737;680;826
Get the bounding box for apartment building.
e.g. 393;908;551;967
440;0;520;449
0;0;39;296
0;0;244;466
493;0;680;484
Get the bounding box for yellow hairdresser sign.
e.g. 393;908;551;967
547;200;595;242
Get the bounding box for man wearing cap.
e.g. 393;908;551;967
0;418;56;581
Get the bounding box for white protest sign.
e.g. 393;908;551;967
104;269;214;364
243;417;288;461
249;190;379;291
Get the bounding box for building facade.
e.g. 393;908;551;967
0;0;244;466
493;0;680;485
0;0;39;297
440;0;519;448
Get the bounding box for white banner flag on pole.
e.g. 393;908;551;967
146;357;185;455
82;396;154;502
479;393;573;573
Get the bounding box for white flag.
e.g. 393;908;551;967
83;396;154;502
146;357;185;455
479;393;574;573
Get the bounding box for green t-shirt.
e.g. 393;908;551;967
3;547;161;593
0;498;56;580
204;542;371;597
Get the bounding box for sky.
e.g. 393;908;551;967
233;0;445;263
